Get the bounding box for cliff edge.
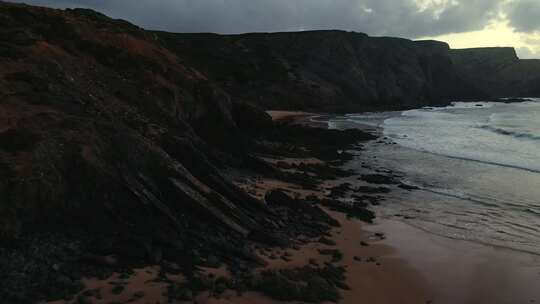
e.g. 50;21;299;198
156;31;482;112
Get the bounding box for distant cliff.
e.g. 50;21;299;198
156;31;482;112
450;47;540;97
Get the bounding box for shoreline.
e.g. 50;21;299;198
38;110;540;304
44;111;433;304
267;111;540;303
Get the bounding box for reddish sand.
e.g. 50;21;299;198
368;220;540;304
193;210;432;304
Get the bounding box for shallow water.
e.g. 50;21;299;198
330;99;540;254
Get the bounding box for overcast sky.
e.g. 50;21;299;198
9;0;540;58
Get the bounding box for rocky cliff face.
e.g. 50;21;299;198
156;31;482;112
450;47;540;97
0;1;282;248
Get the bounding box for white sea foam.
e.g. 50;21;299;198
381;100;540;173
333;99;540;254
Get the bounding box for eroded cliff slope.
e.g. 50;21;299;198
0;1;285;250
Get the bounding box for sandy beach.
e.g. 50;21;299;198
371;220;540;304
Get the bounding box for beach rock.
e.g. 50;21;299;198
111;285;124;295
167;284;193;301
328;183;352;198
320;199;376;223
366;257;377;263
398;183;420;190
232;101;273;135
252;265;345;303
205;255;221;268
265;190;300;209
133;291;145;299
355;186;391;194
76;295;91;304
360;174;399;185
318;237;337;246
318;249;343;262
265;190;340;232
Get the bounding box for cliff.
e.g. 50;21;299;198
0;1;285;249
156;31;482;112
450;47;540;97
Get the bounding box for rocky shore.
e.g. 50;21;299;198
1;110;403;304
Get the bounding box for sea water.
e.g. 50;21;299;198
329;99;540;254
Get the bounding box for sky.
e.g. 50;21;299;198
8;0;540;59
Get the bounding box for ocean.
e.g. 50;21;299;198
329;99;540;254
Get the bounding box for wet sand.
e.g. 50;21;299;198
199;214;540;304
369;220;540;304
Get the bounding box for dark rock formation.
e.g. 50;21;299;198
0;0;280;263
450;47;540;97
155;31;483;112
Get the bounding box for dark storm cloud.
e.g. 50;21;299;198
9;0;503;38
506;0;540;33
